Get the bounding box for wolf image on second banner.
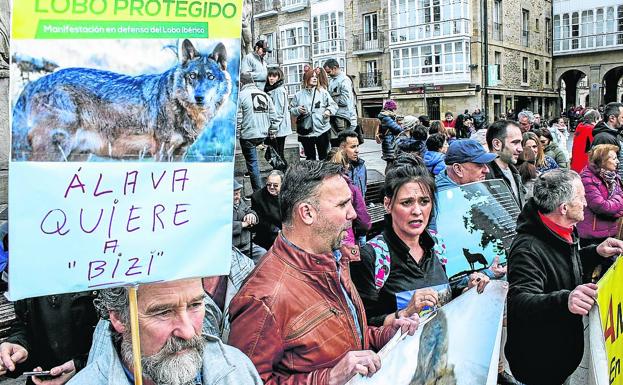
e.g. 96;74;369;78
12;39;234;162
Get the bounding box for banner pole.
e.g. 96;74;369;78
129;286;143;385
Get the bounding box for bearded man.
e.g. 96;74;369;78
69;279;261;385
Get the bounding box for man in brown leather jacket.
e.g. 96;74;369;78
229;161;419;385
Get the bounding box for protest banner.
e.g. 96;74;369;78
435;179;520;280
347;280;508;385
9;1;242;299
591;258;623;385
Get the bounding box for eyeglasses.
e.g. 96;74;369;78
267;183;280;188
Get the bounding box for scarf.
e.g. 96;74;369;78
264;79;284;93
599;168;618;196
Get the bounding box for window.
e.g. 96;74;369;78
389;0;469;43
606;7;615;46
362;60;380;88
366;60;378;73
522;57;528;84
522;9;529;47
571;12;579;49
283;64;306;95
596;8;604;47
562;13;569;50
493;0;502;40
579;11;592;48
312;12;345;55
535;18;540;32
280;24;310;63
545;17;551;52
553;15;560;51
545;61;550;85
264;33;277;63
363;13;378;42
260;0;273;12
494;51;502;80
534;59;539;70
618;5;623;44
390;41;470;79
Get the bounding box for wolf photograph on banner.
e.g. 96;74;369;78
348;281;508;385
435;180;521;279
11;38;240;162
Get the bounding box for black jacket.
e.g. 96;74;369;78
250;187;282;250
505;199;602;385
591;121;619;147
592;121;623;178
5;292;98;383
350;215;452;327
485;160;526;207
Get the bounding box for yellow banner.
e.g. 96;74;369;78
598;258;623;385
13;0;241;39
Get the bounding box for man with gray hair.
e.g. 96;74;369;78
69;279;262;385
517;110;534;133
506;169;623;385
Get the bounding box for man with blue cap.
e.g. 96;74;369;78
436;139;497;191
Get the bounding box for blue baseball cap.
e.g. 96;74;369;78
445;139;497;165
233;179;243;190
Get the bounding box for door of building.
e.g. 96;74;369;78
427;97;440;120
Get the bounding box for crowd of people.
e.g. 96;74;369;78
1;40;623;385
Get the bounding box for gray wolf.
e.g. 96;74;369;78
462;248;488;270
12;39;231;161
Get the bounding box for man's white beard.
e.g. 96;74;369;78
121;333;205;385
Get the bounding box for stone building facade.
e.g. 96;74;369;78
347;0;558;121
252;0;347;96
553;0;623;109
252;0;559;121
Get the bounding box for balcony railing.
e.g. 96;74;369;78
359;71;383;89
281;0;308;12
254;0;277;17
353;32;385;54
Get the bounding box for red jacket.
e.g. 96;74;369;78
570;122;594;173
228;235;394;385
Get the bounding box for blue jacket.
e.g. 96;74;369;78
378;111;402;160
424;151;446;175
435;169;459;192
348;158;367;198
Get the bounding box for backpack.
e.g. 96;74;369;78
367;230;448;291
